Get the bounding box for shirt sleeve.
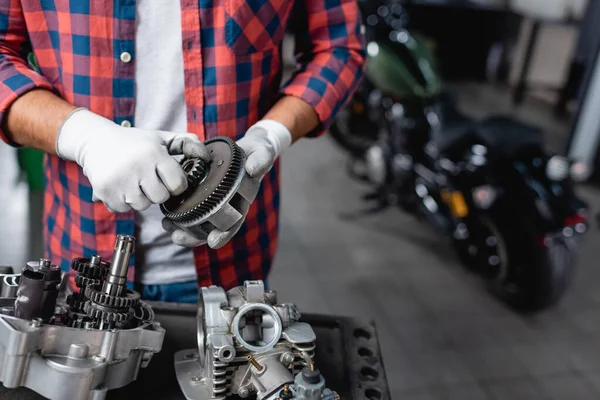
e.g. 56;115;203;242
280;0;366;137
0;0;55;146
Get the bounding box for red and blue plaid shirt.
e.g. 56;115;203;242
0;0;364;289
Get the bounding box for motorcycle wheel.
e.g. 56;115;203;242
484;216;576;313
328;98;379;158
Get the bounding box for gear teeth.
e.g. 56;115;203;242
71;257;109;278
160;137;245;223
83;302;132;324
85;285;141;308
67;292;87;312
66;311;92;328
75;275;101;289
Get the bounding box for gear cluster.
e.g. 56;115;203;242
65;236;142;329
66;255;109;327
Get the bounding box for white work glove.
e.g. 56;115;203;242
163;119;292;249
56;108;210;213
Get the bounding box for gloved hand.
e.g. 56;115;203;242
163;119;292;249
56;108;210;213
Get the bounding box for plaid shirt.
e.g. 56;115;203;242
0;0;364;290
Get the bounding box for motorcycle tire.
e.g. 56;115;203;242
484;216;576;313
328;99;379;158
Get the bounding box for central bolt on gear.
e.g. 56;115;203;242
160;137;259;241
83;235;141;330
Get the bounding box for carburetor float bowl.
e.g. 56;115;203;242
160;137;257;241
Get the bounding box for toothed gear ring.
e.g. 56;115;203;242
75;275;101;289
66;292;87;311
85;285;140;308
71;257;109;278
83;302;132;324
159;137;259;240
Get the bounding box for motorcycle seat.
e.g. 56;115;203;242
475;116;544;157
434;109;478;153
436;115;544;157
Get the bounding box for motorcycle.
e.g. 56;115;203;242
330;0;590;312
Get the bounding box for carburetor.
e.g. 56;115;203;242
0;235;164;400
174;280;339;400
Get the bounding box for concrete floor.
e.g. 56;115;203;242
2;84;600;400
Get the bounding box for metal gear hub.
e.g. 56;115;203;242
159;137;259;240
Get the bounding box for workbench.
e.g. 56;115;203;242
0;301;391;400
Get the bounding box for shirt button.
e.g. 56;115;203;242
121;120;132;128
120;52;132;63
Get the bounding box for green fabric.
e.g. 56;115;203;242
18;148;45;191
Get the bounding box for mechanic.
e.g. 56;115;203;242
0;0;365;302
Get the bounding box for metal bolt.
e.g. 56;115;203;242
39;258;51;269
217;160;224;166
238;387;250;398
247;355;264;371
281;352;295;366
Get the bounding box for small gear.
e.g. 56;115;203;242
181;157;210;190
84;285;141;308
75;274;101;289
71;257;109;278
83;301;132;324
66;292;86;311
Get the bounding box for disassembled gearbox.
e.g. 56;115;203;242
0;238;340;399
160;136;259;241
0;235;165;400
174;280;339;400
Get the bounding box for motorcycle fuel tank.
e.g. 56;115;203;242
364;33;441;101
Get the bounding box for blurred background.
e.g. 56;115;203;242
4;0;600;398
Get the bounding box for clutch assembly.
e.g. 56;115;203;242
160;136;258;240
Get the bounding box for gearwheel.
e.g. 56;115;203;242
67;254;108;314
159;137;259;240
71;257;109;279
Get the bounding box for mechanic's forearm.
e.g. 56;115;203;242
3;89;78;154
262;95;319;143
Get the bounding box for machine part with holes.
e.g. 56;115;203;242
0;235;165;400
159;137;260;241
173;280;339;400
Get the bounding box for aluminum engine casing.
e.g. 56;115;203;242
0;236;165;400
0;305;164;400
